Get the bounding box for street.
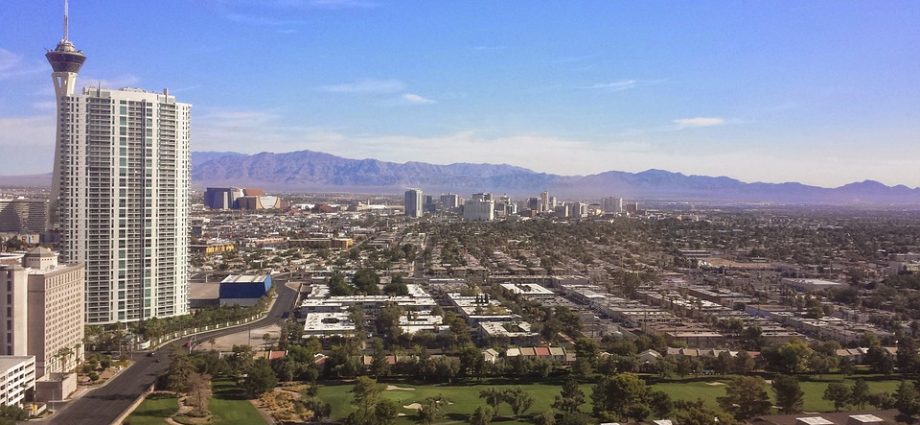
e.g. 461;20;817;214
43;281;298;425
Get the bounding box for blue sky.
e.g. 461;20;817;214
1;1;919;187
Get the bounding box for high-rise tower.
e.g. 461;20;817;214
46;0;85;98
47;1;191;324
404;188;424;218
46;0;86;232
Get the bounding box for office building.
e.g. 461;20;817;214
203;187;244;209
0;249;84;380
602;196;624;213
0;199;48;234
539;191;550;212
423;195;436;213
47;17;190;323
495;194;516;217
404;188;423;218
527;197;540;211
440;193;460;210
463;193;495;221
0;356;35;407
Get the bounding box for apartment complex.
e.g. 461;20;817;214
48;29;190;323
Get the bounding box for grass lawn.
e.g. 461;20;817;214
317;374;907;424
318;378;579;425
651;374;904;412
124;379;266;425
123;395;179;425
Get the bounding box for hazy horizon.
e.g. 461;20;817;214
1;1;919;187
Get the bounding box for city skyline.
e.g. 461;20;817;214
1;2;920;188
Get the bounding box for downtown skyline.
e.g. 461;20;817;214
1;1;919;187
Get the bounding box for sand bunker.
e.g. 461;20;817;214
403;403;423;410
386;385;416;391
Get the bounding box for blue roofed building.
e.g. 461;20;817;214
219;274;272;306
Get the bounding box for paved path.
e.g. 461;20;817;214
42;281;298;425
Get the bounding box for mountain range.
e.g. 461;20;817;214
3;150;920;205
189;151;920;205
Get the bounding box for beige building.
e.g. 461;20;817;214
0;248;84;379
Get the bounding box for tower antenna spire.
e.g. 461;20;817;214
63;0;69;41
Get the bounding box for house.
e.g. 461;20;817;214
638;349;663;365
483;349;500;364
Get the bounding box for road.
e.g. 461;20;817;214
44;280;298;425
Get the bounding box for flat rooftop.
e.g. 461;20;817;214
221;274;270;283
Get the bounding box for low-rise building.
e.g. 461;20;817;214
499;283;554;300
0;355;35;407
219;274;272;306
479;321;540;345
303;312;355;338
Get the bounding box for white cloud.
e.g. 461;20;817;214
397;93;436;105
0;114;55;174
224;13;303;26
0;48;19;73
317;79;406;94
236;0;377;9
592;80;638;92
79;74;141;90
673;117;725;128
472;45;508;51
31;101;57;112
0;48;45;80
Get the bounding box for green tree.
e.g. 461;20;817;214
772;375;805;414
370;339;390;378
896;381;920;418
328;271;354;296
417;395;448;425
383;278;409;296
673;401;739;425
373;399;400;425
479;388;504;418
823;382;851;412
469;405;493;425
503;388;534;417
553;378;585;413
573;337;599;377
351;376;385;422
374;303;403;344
717;376;772;420
851;379;870;410
459;343;484;378
591;373;651;422
353;268;381;295
242;358;278;397
763;339;812;373
166;349;193;393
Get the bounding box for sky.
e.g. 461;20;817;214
1;1;919;187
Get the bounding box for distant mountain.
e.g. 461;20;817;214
0;173;53;188
189;150;920;205
4;151;919;205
